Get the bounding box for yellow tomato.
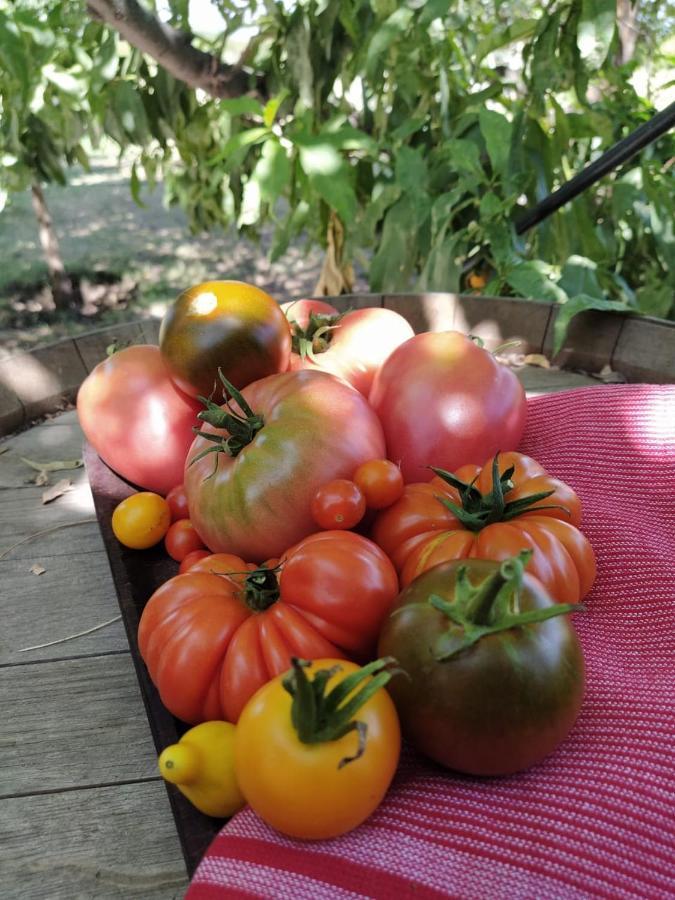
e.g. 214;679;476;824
111;492;171;549
159;721;245;818
234;658;401;840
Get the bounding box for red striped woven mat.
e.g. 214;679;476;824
187;384;675;900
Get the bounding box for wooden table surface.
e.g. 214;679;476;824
0;366;602;899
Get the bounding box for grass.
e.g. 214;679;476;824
0;150;338;357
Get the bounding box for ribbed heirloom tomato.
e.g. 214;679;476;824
372;451;596;605
184;369;385;560
137;530;399;723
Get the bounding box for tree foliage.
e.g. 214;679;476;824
1;0;674;340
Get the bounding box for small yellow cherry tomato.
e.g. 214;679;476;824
112;492;171;549
235;658;401;840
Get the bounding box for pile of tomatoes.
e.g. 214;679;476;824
77;280;596;840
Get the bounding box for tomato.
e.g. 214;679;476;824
159;280;291;397
178;549;212;573
138;531;399;723
235;658;401;839
371;451;596;604
282;299;414;396
311;479;366;530
111;492;171;549
185;369;385;561
369;331;527;483
353;459;404;510
77;345;202;496
378;554;585;775
165;519;206;562
166;484;190;521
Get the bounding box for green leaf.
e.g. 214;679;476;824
44;66;86;98
299;143;356;223
478;108;512;182
418;232;462;292
366;8;414;79
577;0;616;70
506;261;568;305
263;91;289;128
444;139;484;180
130;161;145;207
354;183;402;246
221;96;265;118
479;192;503;222
369;195;419;292
0;13;30;92
475;19;538;63
252;138;290;203
287;14;313;109
635;284;673;319
395;146;428;194
553;294;629;354
558;255;604;299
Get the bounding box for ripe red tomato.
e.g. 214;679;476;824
77;345;201;496
282;300;414;396
165;519;206;562
369;331;527;483
353;459;404;510
159;281;291;397
185;370;386;561
166;484;189;522
378;556;585;775
311;479;366;530
178;549;211;573
138;530;399;723
371;451;595;604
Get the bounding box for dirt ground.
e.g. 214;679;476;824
0;153;356;358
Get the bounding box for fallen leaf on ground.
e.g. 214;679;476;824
593;364;627;384
522;353;552;369
29;563;46;576
42;479;73;504
33;471;50;487
21;456;83;472
0;446;9;456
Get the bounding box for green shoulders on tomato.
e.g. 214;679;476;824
184;369;386;561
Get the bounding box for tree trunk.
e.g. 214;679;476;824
30;182;75;312
616;0;639;65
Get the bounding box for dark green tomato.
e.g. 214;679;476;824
159;281;292;397
378;559;585;776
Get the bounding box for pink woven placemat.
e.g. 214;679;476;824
187;384;675;900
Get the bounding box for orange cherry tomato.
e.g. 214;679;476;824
353;459;404;510
311;479;366;530
112;492;171;550
165;519;206;562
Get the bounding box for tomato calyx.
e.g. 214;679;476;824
421;551;581;661
191;370;265;467
289;310;346;361
431;453;567;531
283;657;399;768
241;564;280;612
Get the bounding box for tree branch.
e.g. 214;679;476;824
86;0;255;99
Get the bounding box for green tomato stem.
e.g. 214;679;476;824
427;552;582;662
191;369;265;462
282;657;399;768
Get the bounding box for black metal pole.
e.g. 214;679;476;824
515;99;675;235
